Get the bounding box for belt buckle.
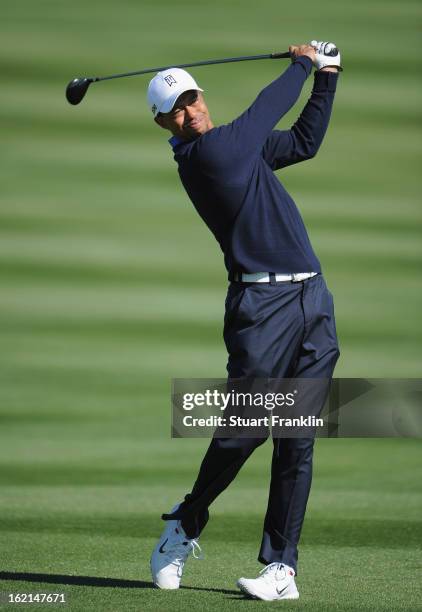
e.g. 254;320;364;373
291;273;301;283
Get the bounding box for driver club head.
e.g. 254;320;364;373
66;77;93;105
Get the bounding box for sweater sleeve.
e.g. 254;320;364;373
195;56;313;166
261;70;339;170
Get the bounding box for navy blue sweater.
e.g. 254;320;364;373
170;56;339;274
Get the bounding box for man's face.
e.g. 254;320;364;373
154;90;213;141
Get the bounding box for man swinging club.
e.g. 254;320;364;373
148;40;341;601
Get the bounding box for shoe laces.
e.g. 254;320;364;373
259;562;286;582
165;537;203;576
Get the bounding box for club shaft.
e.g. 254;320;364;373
91;52;290;83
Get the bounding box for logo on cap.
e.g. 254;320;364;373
151;104;157;115
164;75;177;87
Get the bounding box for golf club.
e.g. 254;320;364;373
65;51;292;105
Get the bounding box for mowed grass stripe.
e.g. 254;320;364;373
0;478;420;515
0;224;420;270
0;512;420;548
2;192;421;222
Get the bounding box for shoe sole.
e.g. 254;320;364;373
238;580;299;601
152;580;180;590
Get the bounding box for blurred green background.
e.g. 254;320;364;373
1;0;421;610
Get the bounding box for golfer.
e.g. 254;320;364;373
149;41;341;601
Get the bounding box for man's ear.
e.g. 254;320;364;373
154;115;167;130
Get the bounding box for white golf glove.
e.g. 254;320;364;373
310;40;343;71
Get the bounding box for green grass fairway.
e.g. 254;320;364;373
1;0;422;610
0;439;421;611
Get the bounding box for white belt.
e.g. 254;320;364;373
233;272;318;283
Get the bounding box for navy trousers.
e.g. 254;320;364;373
163;274;339;573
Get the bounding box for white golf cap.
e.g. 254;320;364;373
147;68;203;117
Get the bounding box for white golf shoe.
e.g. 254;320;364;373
237;562;299;601
150;504;202;589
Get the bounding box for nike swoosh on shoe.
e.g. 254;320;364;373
159;538;168;554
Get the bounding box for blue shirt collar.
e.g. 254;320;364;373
169;135;184;150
